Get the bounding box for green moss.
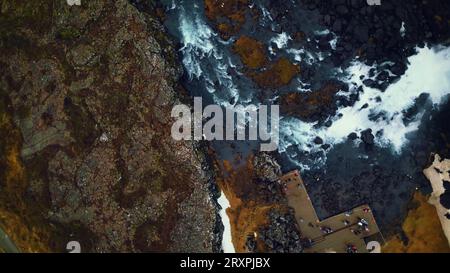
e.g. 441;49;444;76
0;0;54;37
56;26;80;40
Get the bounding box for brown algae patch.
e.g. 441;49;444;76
233;36;268;69
382;192;450;253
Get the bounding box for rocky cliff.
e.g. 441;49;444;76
0;0;220;252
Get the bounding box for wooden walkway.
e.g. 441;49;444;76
280;170;384;253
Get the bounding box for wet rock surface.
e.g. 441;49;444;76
293;93;450;236
265;0;450;236
191;0;450;244
258;209;303;253
215;152;302;252
301;0;450;66
279;81;347;122
260;210;303;253
204;0;251;39
0;0;220;252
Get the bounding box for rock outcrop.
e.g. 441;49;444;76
215;152;303;253
0;0;219;252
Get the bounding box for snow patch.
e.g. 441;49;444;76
67;0;81;6
218;192;235;253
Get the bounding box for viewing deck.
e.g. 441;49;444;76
280;170;384;253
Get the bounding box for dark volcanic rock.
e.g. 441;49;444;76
441;191;450;210
301;0;450;67
279;81;347;123
259;209;303;253
361;129;375;147
245;234;257;252
348;132;358;141
314;137;324;145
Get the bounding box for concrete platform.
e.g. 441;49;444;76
280;170;384;253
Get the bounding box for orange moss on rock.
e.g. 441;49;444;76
382;192;450;253
251;57;300;89
293;31;306;42
217;23;234;39
215;156;287;252
204;0;248;37
204;1;299;89
204;0;248;23
232;38;299;89
0;104;51;252
233;36;268;69
279;82;342;121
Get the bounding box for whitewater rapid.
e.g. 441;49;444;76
170;0;450;171
175;1;450;169
161;0;450;250
176;3;245;108
280;45;450;169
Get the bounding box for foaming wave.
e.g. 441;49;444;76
270;32;291;52
281;45;450;169
177;6;241;106
179;9;216;79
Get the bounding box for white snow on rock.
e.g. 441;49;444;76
218;191;236;253
99;133;109;143
67;0;81;6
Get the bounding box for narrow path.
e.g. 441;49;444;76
0;226;20;253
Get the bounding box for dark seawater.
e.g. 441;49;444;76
160;0;450;232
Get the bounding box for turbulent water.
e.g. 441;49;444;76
161;0;450;233
281;46;450;169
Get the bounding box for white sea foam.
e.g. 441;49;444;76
260;6;273;22
314;29;331;36
329;36;338;50
400;22;406;37
286;48;304;62
179;10;215;79
168;0;176;10
271;32;291;49
178;7;240;106
315;29;338;50
286;48;317;65
332;45;450;150
280;45;450;168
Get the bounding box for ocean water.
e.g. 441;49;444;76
160;0;450;233
280;46;450;167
